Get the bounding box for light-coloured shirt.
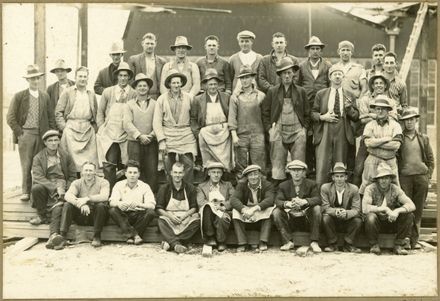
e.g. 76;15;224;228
109;179;156;211
328;87;344;115
29;89;39;98
47;151;61;168
115;85;129;102
336;189;345;206
144;56;156;78
239;51;257;66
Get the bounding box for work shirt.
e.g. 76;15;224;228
363;117;402;160
109;179;156;211
65;176;110;208
196;55;232;93
386;71;408;108
362;182;415;214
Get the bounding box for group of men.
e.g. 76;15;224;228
7;30;434;255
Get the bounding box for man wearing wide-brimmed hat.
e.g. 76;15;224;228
7;64;56;201
261;56;309;183
363;162;415;255
191;68;233;171
46;59;75;112
153;69;197;183
228;65;266;177
197;161;235;252
122;73;159;192
383;51;408;111
160;36;200;99
94;40;127;95
398;108;434;249
96;62;136;190
366;43;387;81
359;96;402;195
321;162;362;253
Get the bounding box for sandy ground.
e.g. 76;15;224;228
3;241;437;299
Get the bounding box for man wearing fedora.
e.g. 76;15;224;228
29;130;76;229
366;44;387;80
197;162;235;251
96;62;136;190
46;59;75;113
191;68;233;171
230;164;275;252
262;56;309;184
363;162;415;255
321;162;362;253
7;64;56;201
229;30;263;93
383;52;408;111
123;73;159;192
297;36;332;174
359;96;402;195
94;41;126;95
196;35;232;95
160;36;200;99
153;70;197;183
272;160;322;253
311;65;359;187
228;65;266;177
128;32;167;100
398;108;434;249
55;66;99;174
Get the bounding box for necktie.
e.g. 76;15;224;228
119;88;126;102
334;89;341;117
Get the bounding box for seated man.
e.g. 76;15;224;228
272;160;322;253
321;162;362;253
60;161;110;248
197;162;234;251
363;162;416;255
109;160;157;245
156;162;200;254
230;165;275;252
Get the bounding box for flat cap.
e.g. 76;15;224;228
338;40;354;51
242;164;261;176
328;64;345;76
206;161;225;170
237;30;256;40
286;160;308;170
42;129;61;141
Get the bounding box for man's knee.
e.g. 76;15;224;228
271;207;285;222
351;216;363;228
94;202;109;212
311;205;322;219
31;184;46;195
144;208;157;218
108;206;120;216
62;202;75;212
365;213;378;226
322;214;333;226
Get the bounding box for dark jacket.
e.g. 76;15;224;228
156;181;198;210
297;58;332;103
94;63;118;95
6;89;56;144
276;178;321;209
321;182;360;220
46;79;75;112
257;50;298;93
230;178;275;212
128;53;167;98
196;180;235;209
261;83;310;132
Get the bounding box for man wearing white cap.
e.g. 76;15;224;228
94;40;126;95
160;36;200;99
272;160;322;253
46;59;75;113
7;64;56;201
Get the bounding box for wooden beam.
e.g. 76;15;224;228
5;237;39;257
78;4;88;67
34;3;46;89
418;14;428;134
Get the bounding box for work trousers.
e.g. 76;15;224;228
31;183;64;235
18;129;43;194
127;140;159;192
157;218;200;249
61;202;109;237
305;131;316;174
164;152;194;184
272;205;322;243
399;174;429;244
202;206;231;243
109;207;156;239
322;214;363;245
106;142;122;167
232;218;272;246
353;138;368;186
235;132;266;176
364;212;414;246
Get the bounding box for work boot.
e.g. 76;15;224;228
174;244;188;254
258;241;268;251
218;243;227;252
102;161;117;190
29;214;47;225
46;233;58;249
343;243;362;253
236;245;247;253
161;241;170;251
324;244;337;252
53;234;66;250
394;245;409;255
20;194;30;201
91;236;102;248
206;236;217;247
310;241;322;253
134;235;143;245
280;241;295;251
370;244;381;255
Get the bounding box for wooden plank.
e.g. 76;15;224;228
5;237;39;256
418;241;436;252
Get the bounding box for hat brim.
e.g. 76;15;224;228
373;173;396;179
23;72;45;79
113;68;134;79
304;43;325;49
237;72;256;79
109;50;127;54
368;75;389;92
131;78;154;89
170;45;192;51
201;76;223;84
276;64;300;75
43;133;61;140
329;170;352;175
400;113;420;120
370;104;393;110
165;73;188;89
50;67;72;73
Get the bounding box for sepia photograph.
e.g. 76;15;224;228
2;1;438;299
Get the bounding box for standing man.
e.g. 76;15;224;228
229;30;263;93
46;59;75;113
128;32;167;100
383;51;408;111
321;162;362;253
94;41;126;95
154;71;197;183
311;65;359;187
160;36;200;99
156;162;200;254
56;66;99;173
366;43;387;80
109;160;157;245
398;108;434;249
262;57;309;184
272;160;322;253
363;163;415;255
196;35;232;95
7;64;56;201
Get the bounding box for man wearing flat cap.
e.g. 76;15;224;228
230;164;275;252
96;62;137;190
46;59;75;113
272;160;322;253
160;36;200;99
228;65;266;177
94;40;126;95
128;32;167;100
359;96;402;195
398;108;434;249
363;162;415;255
321;162;362;253
229;30;263;93
197;162;235;251
123;73;159;192
191;69;233;171
383;52;408;110
311;65;359;187
262;56;310;184
7;64;56;201
153;70;197;183
366;43;387;81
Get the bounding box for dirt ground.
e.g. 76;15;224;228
3;241;437;299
